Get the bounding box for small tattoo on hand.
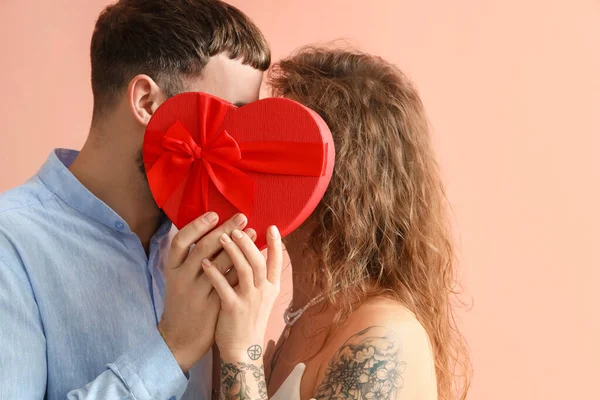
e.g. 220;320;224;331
247;344;263;361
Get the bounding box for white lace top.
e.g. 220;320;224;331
270;363;316;400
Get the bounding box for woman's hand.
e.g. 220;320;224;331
202;225;282;359
202;225;282;399
157;212;256;374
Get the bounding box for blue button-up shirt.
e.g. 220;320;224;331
0;150;211;399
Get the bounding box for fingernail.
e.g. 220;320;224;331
202;258;212;268
204;212;218;223
220;233;232;244
232;229;244;239
268;226;280;239
233;213;247;227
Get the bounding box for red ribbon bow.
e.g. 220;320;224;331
145;96;328;228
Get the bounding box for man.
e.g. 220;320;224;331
0;0;269;398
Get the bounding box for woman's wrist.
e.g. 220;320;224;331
218;341;265;363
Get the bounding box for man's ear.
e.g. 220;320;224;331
127;74;166;126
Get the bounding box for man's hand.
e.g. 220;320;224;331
157;212;255;373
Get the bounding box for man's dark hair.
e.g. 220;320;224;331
90;0;270;121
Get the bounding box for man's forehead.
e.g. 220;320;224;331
186;53;263;105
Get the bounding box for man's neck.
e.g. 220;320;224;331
69;132;162;249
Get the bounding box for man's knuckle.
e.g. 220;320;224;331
193;217;209;230
190;241;208;257
171;235;188;250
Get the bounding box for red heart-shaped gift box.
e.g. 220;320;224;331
143;92;335;249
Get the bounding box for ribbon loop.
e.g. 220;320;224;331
147;119;255;219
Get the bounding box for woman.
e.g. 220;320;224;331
202;46;471;400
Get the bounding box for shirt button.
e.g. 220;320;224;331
114;221;125;230
168;397;176;400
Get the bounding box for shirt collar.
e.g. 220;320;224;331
37;149;172;240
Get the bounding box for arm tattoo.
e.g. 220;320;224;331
220;361;268;400
314;326;407;400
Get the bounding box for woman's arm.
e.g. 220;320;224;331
219;352;268;399
312;307;437;400
202;226;283;400
313;326;407;400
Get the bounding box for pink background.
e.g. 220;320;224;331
1;1;599;399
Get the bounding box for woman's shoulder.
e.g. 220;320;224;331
334;297;433;359
313;297;437;399
352;296;422;325
360;297;429;333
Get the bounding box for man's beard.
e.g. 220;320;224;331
137;148;168;220
136;149;148;180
